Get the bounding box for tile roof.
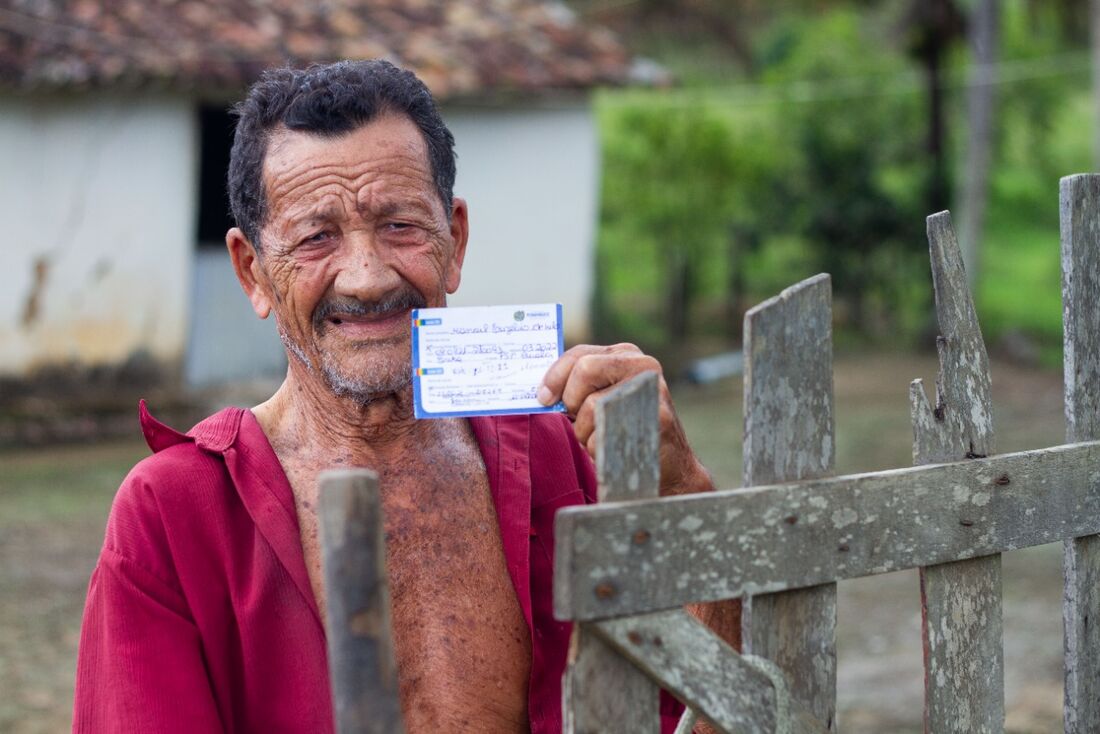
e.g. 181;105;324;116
0;0;634;98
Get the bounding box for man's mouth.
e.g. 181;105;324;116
313;288;428;339
327;308;406;326
324;307;410;338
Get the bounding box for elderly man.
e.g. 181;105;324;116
73;60;732;734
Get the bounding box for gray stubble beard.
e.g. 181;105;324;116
277;316;412;405
319;336;412;406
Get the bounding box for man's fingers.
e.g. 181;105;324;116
561;354;633;414
572;387;615;450
537;345;607;405
560;354;659;415
542;343;712;498
585;430;598;462
538;343;645;406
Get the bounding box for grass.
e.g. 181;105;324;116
0;440;147;525
977;164;1070;366
0;439;147;734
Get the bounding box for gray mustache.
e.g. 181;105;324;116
313;289;427;329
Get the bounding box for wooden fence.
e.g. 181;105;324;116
319;173;1100;733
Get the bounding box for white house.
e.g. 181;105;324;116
0;0;637;386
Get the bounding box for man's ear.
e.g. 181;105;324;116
226;227;273;319
444;197;469;294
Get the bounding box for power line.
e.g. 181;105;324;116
602;51;1092;109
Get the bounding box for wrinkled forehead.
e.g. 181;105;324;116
263;114;431;183
260;114;437;218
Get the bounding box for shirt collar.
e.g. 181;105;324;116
139;400;322;628
138;403;536;635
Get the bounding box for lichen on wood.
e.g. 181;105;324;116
911;211;1004;733
1059;173;1100;734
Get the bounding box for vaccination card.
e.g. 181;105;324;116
411;304;567;419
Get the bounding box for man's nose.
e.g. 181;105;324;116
331;231;401;300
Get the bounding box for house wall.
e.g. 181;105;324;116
0;94;196;377
185;246;287;386
444;103;598;343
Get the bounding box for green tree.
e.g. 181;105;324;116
598;100;746;346
760;9;930;334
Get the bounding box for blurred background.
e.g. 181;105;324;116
0;0;1092;731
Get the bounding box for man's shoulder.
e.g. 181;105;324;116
116;439;224;506
122;403;250;496
103;404;253;555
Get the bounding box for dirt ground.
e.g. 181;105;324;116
0;352;1071;732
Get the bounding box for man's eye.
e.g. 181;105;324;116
381;222;424;242
302;231;331;245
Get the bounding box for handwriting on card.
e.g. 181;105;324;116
411;304;566;418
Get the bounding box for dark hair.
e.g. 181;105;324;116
227;60;457;248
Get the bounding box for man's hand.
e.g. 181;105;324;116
537;343;713;496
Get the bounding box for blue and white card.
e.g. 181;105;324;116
411;304;567;419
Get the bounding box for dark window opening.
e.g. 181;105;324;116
196;105;237;247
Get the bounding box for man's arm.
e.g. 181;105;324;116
73;476;223;734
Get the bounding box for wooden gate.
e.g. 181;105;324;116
318;174;1100;733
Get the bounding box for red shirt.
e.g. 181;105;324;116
74;402;682;732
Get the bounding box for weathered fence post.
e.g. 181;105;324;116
563;371;661;734
1060;173;1100;733
319;469;404;734
909;212;1003;733
741;273;838;731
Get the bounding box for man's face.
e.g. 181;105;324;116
248;113;467;403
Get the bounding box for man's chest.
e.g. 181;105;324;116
286;443;533;732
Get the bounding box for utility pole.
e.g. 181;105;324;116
959;0;999;286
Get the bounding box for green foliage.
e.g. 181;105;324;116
970;2;1092;361
600;99;739;265
760;9;931;334
977;89;1092;365
593;1;1092;357
596;8;932;346
596;92;786;345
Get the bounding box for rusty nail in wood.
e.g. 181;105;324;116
627;631;643;646
838;543;850;552
632;529;651;545
784;515;798;525
994;473;1010;486
959;519;975;527
594;582;617;599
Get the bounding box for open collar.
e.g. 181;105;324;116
139;402;535;635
